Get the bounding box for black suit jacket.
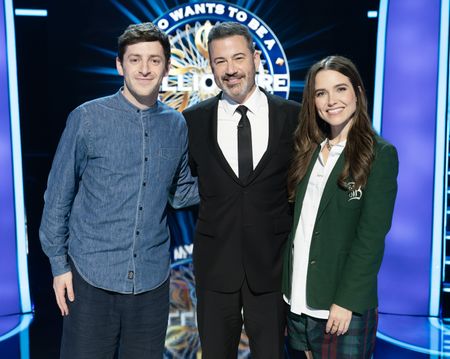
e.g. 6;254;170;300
183;91;300;293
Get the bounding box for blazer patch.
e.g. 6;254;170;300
346;181;363;201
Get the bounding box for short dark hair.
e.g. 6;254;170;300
207;22;255;53
117;22;171;65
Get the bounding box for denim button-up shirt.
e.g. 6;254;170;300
39;90;198;294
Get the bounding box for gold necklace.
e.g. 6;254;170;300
325;138;334;151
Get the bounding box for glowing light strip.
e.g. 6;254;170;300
372;0;388;133
110;0;140;24
430;0;450;317
19;327;30;359
367;11;378;18
5;0;32;313
171;258;191;268
429;317;450;333
0;314;33;343
131;0;154;20
83;45;116;58
377;331;450;357
14;9;47;16
430;314;442;359
144;0;168;16
81;66;118;75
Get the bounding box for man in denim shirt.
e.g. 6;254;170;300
39;22;198;359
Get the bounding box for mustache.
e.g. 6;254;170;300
222;73;244;81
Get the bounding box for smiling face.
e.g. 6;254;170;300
314;69;357;138
116;41;169;109
209;35;260;104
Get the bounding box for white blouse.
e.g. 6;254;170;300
288;139;346;319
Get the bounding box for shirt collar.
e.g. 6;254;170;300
220;86;264;116
115;88;160;113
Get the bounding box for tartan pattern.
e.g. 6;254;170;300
287;309;378;358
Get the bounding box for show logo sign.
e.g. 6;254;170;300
155;1;290;111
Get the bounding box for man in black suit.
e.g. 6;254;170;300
183;22;300;359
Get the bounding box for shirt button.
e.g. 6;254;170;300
143;182;146;186
145;157;148;161
128;271;134;279
134;253;137;258
314;231;320;236
139;206;143;210
136;230;140;235
310;260;316;265
145;132;149;137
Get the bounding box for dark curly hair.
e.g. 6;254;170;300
117;22;171;67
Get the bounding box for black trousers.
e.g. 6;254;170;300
60;264;169;359
196;278;286;359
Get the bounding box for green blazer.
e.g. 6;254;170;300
282;135;398;314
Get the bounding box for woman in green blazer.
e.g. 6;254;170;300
282;56;398;358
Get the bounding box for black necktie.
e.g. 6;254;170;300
236;105;253;179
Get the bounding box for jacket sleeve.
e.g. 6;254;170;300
168;115;199;209
39;107;88;277
182;108;198;177
333;143;399;313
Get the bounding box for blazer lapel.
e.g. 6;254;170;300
315;152;345;221
292;147;320;233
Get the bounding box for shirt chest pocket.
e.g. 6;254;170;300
158;147;180;181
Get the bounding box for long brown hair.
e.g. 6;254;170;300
288;56;376;201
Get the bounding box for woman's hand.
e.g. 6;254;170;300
326;304;352;336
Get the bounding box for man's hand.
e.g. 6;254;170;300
326;303;352;336
53;271;75;316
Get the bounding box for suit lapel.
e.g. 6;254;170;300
209;94;243;185
315;151;345;221
245;92;285;185
210;90;287;186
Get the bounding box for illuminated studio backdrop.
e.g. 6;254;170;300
1;0;449;358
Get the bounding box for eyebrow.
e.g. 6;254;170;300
213;52;247;61
127;54;163;59
314;83;349;92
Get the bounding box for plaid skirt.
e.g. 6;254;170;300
287;308;378;358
